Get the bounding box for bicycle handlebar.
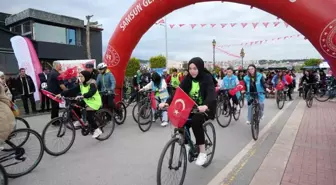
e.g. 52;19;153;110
99;91;119;96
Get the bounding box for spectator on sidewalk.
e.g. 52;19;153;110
85;62;99;80
38;67;50;112
0;71;12;100
48;61;67;120
16;68;37;115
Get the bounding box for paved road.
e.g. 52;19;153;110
10;95;296;185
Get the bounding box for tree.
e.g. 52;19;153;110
213;65;221;74
304;58;322;66
149;55;166;68
182;61;188;69
125;57;140;77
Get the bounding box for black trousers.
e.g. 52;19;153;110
51;100;60;119
229;94;239;105
40;92;50;110
21;94;36;114
185;113;207;145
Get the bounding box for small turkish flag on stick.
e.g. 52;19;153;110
168;87;196;128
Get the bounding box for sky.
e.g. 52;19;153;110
1;0;323;61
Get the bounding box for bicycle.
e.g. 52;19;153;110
216;89;240;128
0;128;44;178
132;90;152;123
100;91;127;125
303;82;317;108
314;81;336;102
156;108;216;185
0;164;7;185
246;92;264;141
14;117;30;130
41;97;115;156
137;93;167;132
275;86;287;110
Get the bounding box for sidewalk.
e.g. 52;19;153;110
249;100;336;185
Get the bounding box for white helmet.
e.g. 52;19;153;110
97;63;107;70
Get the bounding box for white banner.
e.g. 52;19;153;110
10;36;40;101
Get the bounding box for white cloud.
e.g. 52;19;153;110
1;0;322;62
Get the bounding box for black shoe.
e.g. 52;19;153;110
38;109;44;113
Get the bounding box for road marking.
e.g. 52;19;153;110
207;100;294;185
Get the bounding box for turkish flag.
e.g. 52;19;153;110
41;89;63;103
229;83;245;96
58;66;78;80
276;81;285;90
168;87;196;128
285;74;293;84
151;92;156;109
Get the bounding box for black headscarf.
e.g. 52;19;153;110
80;70;91;85
188;57;209;80
151;72;161;87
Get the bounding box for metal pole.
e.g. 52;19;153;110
213;46;215;70
164;16;168;68
242;57;243;68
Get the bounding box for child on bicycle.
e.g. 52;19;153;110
139;72;169;127
159;57;216;166
221;67;241;111
244;64;269;125
56;71;102;138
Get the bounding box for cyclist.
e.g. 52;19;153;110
271;70;288;90
0;78;15;142
56;71;103;138
85;62;99;80
244;64;268;125
168;68;182;94
299;70;317;99
96;63;116;108
159;57;216;166
139;72;169;127
221;67;240;111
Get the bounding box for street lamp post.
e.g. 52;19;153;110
240;48;245;69
212;39;216;70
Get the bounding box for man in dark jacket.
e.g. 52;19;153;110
38;67;50;112
16;68;37;114
85;62;99;80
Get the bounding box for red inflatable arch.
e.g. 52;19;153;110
105;0;336;101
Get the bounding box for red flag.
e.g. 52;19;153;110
151;92;156;109
41;89;63;103
276;82;285;90
190;24;197;29
241;23;248;28
156;19;165;25
239;81;246;91
167;87;196;128
58;66;78;80
229;83;245;96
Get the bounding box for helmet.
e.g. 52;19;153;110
97;63;107;70
85;62;94;69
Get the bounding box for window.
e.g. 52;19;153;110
12;25;22;34
33;23;66;44
66;29;76;45
22;21;31;34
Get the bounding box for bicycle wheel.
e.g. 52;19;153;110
0;165;7;185
276;91;285;110
42;117;76;156
315;87;329;102
95;108;115;141
239;94;244;108
114;101;127;125
132;98;148;123
1;128;44;178
14;117;30;130
306;90;314;108
216;99;232;128
137;104;153;132
251;105;260;141
233;106;241;121
157;137;187;185
202;122;216;167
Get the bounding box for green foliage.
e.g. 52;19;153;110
182;61;188;70
149;55;166;68
125;57;140;77
213;65;221;74
304;58;322;66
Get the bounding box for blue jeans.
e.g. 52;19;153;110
152;97;168;122
247;102;264;122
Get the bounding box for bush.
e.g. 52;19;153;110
149;55;166;68
125;57;140;77
304;58;322;66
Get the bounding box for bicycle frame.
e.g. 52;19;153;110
0;139;25;168
63;99;87;128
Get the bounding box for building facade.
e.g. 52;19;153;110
0;8;103;74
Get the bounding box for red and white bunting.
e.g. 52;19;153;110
230;23;237;27
190;24;197;29
217;34;304;48
241;23;248;28
169;24;175;28
211;24;216;28
201;24;207;27
252;22;259;29
221;23;227;28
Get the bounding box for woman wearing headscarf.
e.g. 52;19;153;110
56;71;102;138
140;72;169;127
160;57;216;166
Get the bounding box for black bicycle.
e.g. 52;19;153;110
0;128;44;178
132;90;153;123
42;97;115;156
216;89;240;128
100;91;127;125
14;117;30;130
246;92;264;141
303;82;316;108
0;165;7;185
276;86;286;110
156;108;216;185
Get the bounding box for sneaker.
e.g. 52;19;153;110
261;115;265;120
246;121;251;125
73;121;81;127
161;122;168;127
195;153;207;166
236;105;240;111
92;128;103;138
